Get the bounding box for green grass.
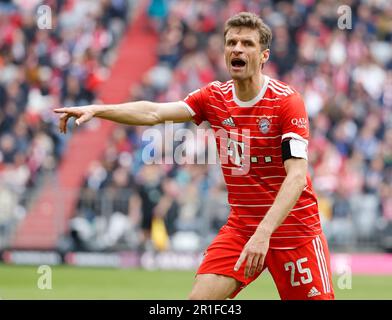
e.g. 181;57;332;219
0;264;391;300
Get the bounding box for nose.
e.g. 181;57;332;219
233;41;243;54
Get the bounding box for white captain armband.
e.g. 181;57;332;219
281;137;308;161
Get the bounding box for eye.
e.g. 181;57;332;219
227;40;236;46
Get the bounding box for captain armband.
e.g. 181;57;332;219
281;137;308;162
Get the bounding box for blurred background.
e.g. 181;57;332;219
0;0;391;299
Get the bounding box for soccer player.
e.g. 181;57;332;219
54;12;334;300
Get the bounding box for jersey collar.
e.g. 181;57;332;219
232;75;270;107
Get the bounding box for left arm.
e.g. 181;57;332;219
234;157;308;278
257;158;307;234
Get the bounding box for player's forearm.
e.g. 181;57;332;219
92;101;160;126
256;172;307;236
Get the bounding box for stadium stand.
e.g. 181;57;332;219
1;0;391;253
0;0;140;248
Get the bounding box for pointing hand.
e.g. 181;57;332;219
53;106;95;134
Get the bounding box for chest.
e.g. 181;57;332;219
208;102;282;148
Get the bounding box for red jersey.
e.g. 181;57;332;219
183;76;321;249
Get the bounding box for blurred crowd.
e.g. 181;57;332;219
1;0;391;253
0;0;131;244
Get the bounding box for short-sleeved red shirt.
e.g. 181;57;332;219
183;76;321;249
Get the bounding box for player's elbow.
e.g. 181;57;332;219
290;172;307;190
149;111;162;125
143;101;162;125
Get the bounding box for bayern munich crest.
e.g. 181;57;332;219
258;117;271;134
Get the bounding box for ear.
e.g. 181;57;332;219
261;49;270;64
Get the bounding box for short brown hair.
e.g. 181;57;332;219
224;12;272;50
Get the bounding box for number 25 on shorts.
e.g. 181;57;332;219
284;257;313;287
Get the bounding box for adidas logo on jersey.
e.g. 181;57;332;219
222;117;235;127
307;286;321;298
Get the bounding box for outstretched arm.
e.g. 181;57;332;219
54;101;193;133
234;158;308;278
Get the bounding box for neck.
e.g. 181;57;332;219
233;73;264;102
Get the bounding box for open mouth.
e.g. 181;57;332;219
231;58;246;68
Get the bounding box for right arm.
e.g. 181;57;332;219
54;101;193;133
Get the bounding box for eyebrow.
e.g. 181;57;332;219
226;36;257;42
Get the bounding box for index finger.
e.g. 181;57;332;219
234;251;247;272
53;108;70;113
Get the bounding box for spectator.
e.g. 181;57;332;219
0;0;131;248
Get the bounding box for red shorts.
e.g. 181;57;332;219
197;226;334;300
